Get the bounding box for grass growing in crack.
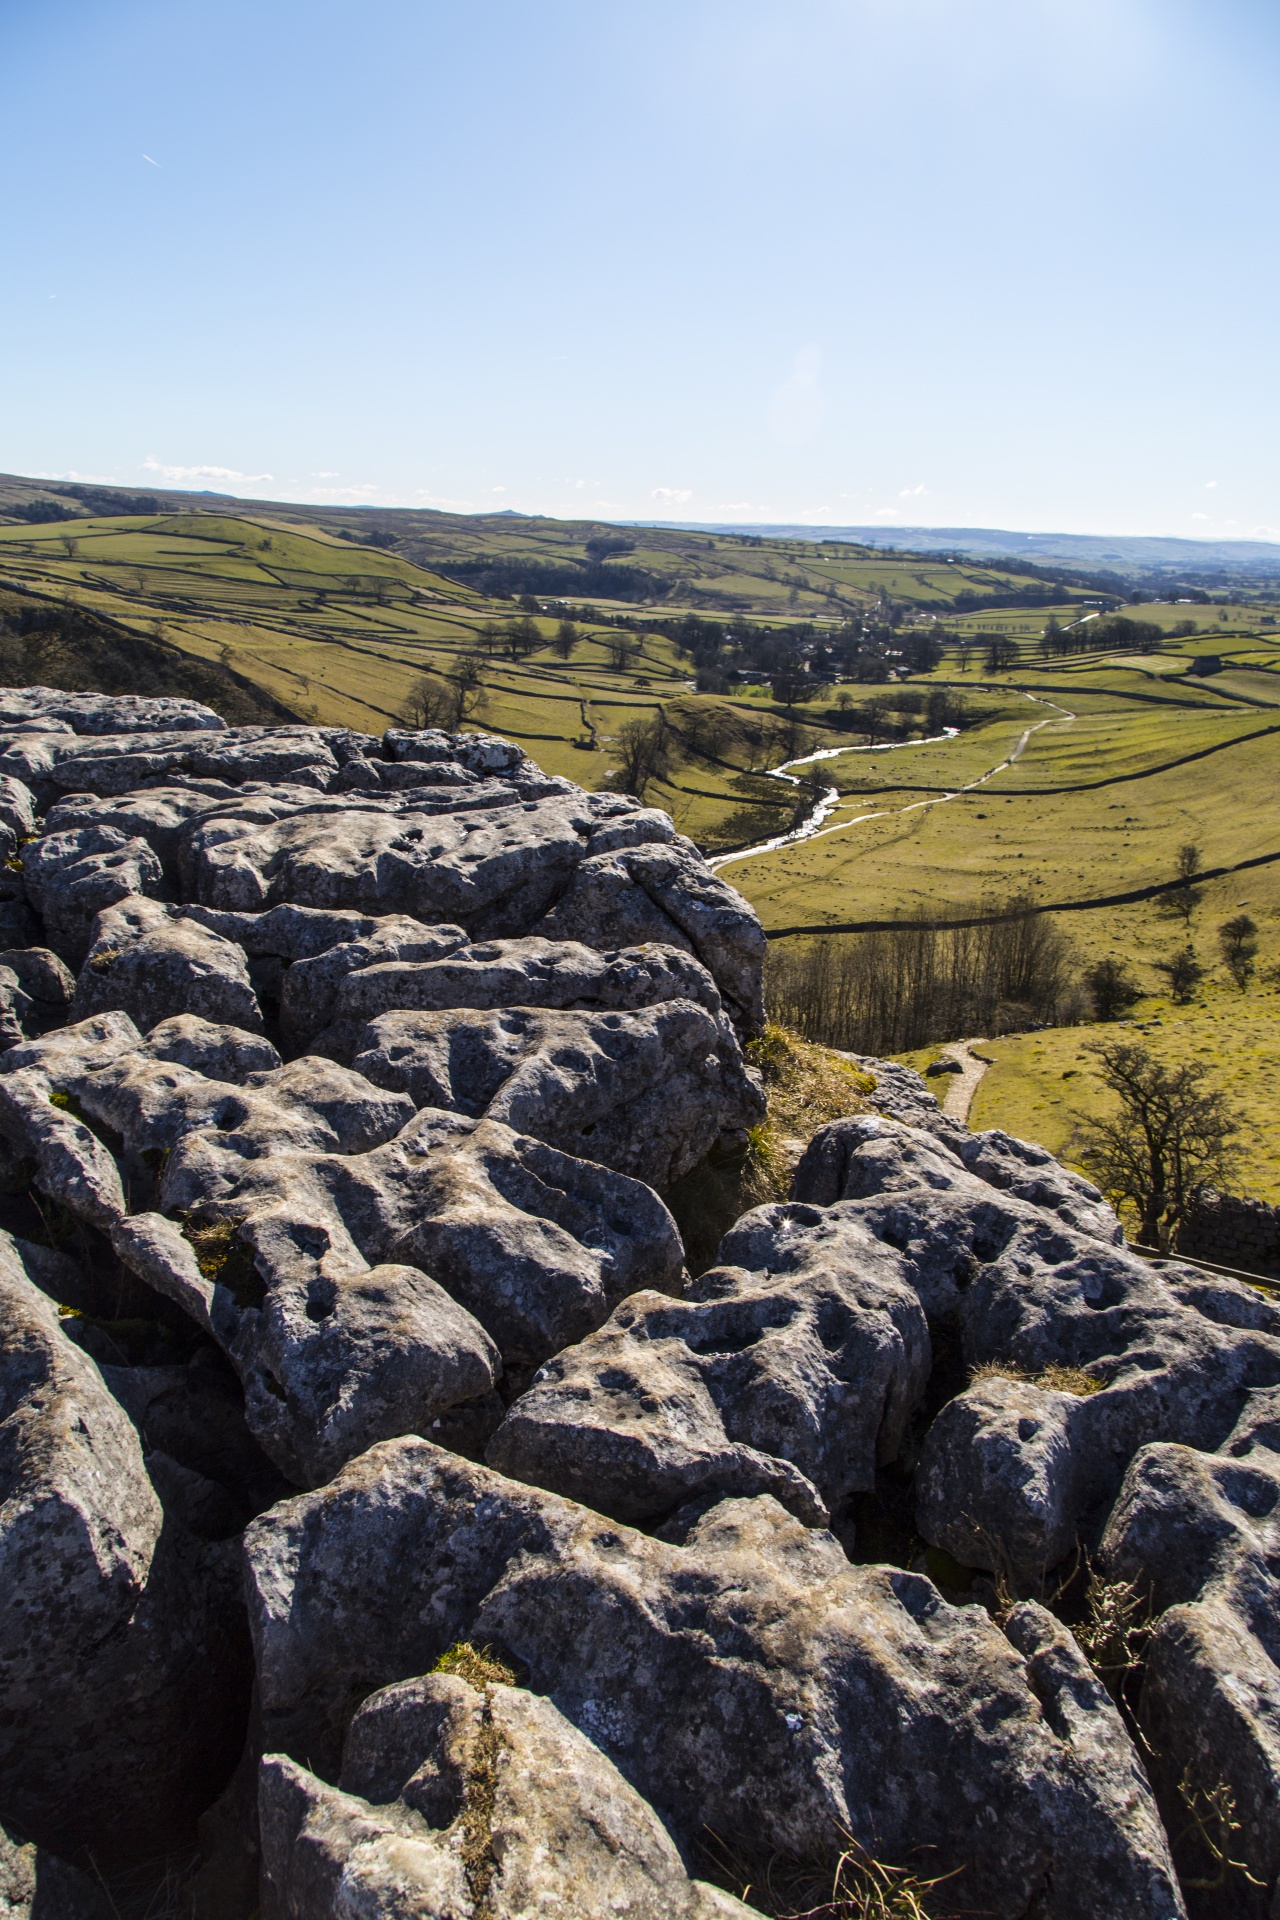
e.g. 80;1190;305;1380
431;1641;516;1690
430;1643;516;1915
740;1023;874;1207
179;1218;265;1308
667;1022;872;1271
701;1829;958;1920
969;1360;1105;1396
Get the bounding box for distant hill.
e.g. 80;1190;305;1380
639;521;1280;579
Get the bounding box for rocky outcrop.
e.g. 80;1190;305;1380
1100;1387;1280;1910
0;1230;250;1864
244;1441;1185;1919
260;1672;752;1919
7;690;1277;1916
486;1212;928;1527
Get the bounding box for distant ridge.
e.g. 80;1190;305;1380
633;521;1280;575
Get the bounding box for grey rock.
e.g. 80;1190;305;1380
384;728;530;776
488;1213;928;1526
0;774;36;841
1;1014;679;1483
22;825;165;962
158;1106;685;1380
0;1232;249;1863
794;1107;1122;1245
187;793;590;926
333;754;479;791
74;897;265;1035
0;1023;504;1486
142;1012;282;1081
244;1441;1185;1918
1101;1388;1280;1910
277;918;466;1051
351;997;764;1190
320;936;723;1060
260;1673;752;1919
535;842;766;1029
0;686;225;735
0;1822;114;1919
729;1121;1280;1579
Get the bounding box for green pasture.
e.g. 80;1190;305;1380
954;973;1280;1206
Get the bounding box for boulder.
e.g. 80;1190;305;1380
0;1232;249;1864
351;997;764;1190
319;937;723;1056
73;896;265;1035
0;686;225;735
244;1441;1185;1919
1101;1387;1280;1911
793;1107;1122;1245
535;842;766;1029
487;1213;928;1526
259;1673;752;1919
0;1014;681;1482
22;824;165;962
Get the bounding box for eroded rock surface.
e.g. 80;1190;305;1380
1100;1386;1280;1910
260;1672;751;1919
487;1211;928;1527
244;1440;1185;1920
6;689;1270;1915
0;1230;249;1863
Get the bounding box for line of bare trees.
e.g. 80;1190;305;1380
766;898;1078;1056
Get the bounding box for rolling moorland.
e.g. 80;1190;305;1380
2;469;1279;1204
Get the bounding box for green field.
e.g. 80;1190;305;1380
5;487;1280;1196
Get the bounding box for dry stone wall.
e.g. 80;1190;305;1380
0;687;1271;1916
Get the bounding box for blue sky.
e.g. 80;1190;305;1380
2;0;1278;535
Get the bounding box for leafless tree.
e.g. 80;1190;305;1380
1076;1042;1242;1250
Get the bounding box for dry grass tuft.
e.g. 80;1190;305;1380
970;1360;1105;1397
702;1827;958;1919
741;1023;874;1206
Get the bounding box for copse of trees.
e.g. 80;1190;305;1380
766;897;1078;1057
1040;614;1163;658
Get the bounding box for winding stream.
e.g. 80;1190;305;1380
707;694;1074;873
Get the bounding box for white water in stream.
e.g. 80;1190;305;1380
708;695;1074;873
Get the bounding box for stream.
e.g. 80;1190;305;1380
707;694;1074;873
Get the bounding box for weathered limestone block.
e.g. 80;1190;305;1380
0;686;225;735
22;824;165;961
74;896;265;1034
0;1234;249;1864
244;1442;1185;1919
535;842;766;1029
321;936;723;1052
793;1108;1122;1245
186;795;591;926
1101;1387;1280;1912
488;1214;928;1526
259;1673;752;1919
351;996;764;1189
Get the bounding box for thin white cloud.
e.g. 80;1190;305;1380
143;457;273;486
871;507;899;520
33;468;122;484
899;483;926;498
1205;479;1218;489
142;154;161;168
1190;511;1209;521
652;487;692;506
